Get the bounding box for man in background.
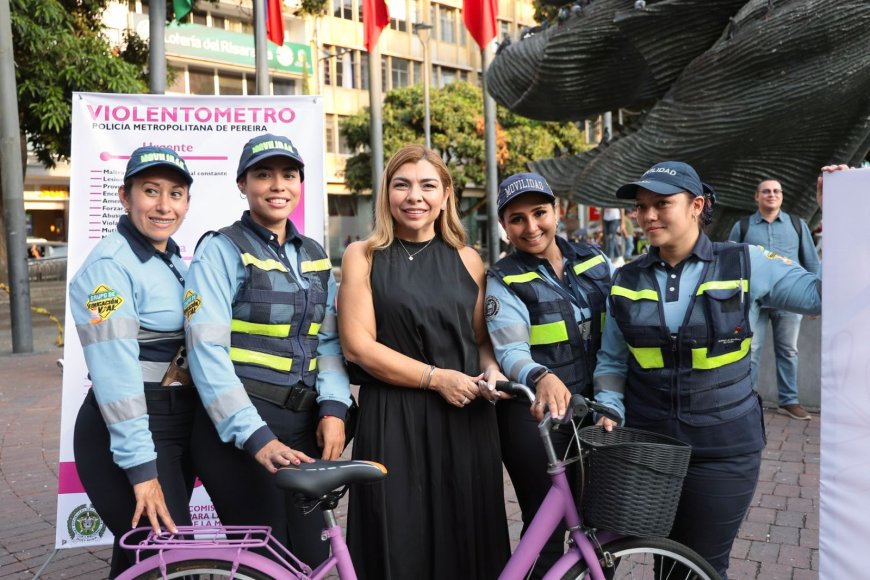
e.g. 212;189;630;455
729;179;821;420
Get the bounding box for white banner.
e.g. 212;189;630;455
56;93;325;548
819;168;870;578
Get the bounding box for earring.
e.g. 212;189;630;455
239;192;247;200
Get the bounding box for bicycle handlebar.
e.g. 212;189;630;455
494;380;621;424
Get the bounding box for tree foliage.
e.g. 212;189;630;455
339;81;589;199
10;0;148;167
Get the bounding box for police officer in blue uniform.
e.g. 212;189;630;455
485;173;611;578
593;161;822;578
184;134;352;566
71;147;196;577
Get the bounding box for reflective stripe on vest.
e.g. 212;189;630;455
611;285;659;301
529;320;569;345
240;254;288;272
627;345;664;369
230;347;293;372
691;337;751;370
695;279;749;295
502;271;542;285
301;258;331;273
573;255;606;276
231;319;291;337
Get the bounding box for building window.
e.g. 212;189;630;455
336;49;355;89
212;15;226;29
391;57;409;89
389;0;407;31
273;78;297;95
323;46;334;86
499;20;510;41
188;68;215;95
382;56;388;91
439;7;455;43
246;75;256;96
325;114;336;154
167;66;186;94
439;67;456;87
218;72;244;95
334;0;354;20
329;196;358;217
413;61;422;84
361;54;369;90
192;10;207;25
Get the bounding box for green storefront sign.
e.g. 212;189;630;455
140;18;312;75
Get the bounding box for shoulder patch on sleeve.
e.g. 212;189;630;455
484;295;500;320
85;284;124;324
761;249;793;265
183;289;203;320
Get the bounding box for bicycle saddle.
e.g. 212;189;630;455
275;459;387;497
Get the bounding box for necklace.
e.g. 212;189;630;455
397;237;435;261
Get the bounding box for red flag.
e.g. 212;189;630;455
463;0;498;50
266;0;285;46
363;0;390;52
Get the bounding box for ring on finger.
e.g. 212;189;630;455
533;401;543;407
461;397;470;406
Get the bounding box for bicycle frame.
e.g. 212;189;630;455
497;386;620;580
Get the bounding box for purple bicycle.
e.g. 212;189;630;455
116;381;718;579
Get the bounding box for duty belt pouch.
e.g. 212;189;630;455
286;386;318;412
160;346;192;387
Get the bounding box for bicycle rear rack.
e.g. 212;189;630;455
119;525;308;575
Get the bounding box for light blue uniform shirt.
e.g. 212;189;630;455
70;216;187;484
728;210;820;275
184;219;350;455
593;235;821;420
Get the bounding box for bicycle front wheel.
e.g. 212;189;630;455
562;536;720;580
128;558;274;580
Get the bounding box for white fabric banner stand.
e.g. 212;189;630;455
819;168;870;578
55;93;325;549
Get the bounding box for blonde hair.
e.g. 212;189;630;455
366;144;466;258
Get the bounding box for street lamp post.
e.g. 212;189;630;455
412;22;433;149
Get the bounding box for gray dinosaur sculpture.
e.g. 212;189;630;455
486;0;870;234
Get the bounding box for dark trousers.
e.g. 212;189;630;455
669;450;762;579
73;387;197;578
497;399;581;579
191;398;328;567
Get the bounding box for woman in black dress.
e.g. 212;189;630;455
339;144;510;579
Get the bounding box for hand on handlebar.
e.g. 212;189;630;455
595;415;618;432
531;374;571;421
476;364;511;402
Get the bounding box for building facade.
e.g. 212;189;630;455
23;0;536;260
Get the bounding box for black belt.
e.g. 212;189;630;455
242;378;318;412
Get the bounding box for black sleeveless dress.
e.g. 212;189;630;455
347;236;510;580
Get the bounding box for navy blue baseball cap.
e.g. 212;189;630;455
497;172;556;216
616;161;704;199
124;146;193;185
236;133;305;182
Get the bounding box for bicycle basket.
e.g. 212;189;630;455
576;426;691;537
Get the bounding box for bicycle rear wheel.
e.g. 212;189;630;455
561;536;720;580
128;558;274;580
